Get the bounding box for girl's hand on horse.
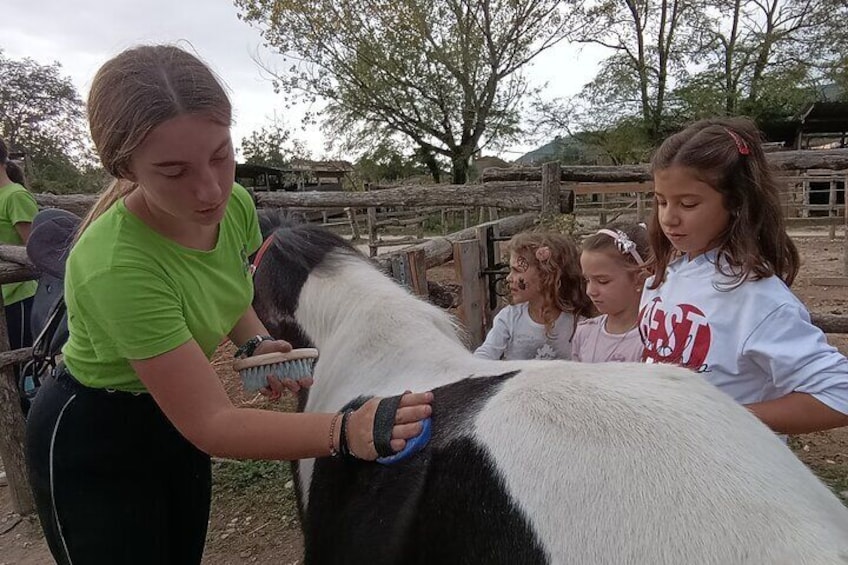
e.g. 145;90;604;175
254;339;315;400
348;391;433;460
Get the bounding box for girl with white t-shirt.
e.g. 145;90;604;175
573;224;649;363
474;231;594;360
639;117;848;434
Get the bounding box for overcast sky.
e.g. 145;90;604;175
5;0;606;162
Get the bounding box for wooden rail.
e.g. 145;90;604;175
5;156;847;516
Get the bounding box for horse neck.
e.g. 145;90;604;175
295;258;472;381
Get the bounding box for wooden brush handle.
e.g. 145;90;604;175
233;348;319;371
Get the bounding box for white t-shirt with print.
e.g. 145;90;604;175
572;315;644;363
638;251;848;415
473;302;578;361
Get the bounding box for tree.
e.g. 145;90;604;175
240;120;309;169
0;51;98;192
568;0;705;143
690;0;848;119
354;141;434;184
235;0;576;184
531;95;653;165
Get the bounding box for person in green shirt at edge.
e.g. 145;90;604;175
0;137;38;399
25;44;433;565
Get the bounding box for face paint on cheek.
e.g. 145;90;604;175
516;277;527;290
515;256;529;272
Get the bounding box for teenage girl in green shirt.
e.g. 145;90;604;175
0;137;38;407
25;45;433;565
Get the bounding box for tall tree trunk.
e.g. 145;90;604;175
416;147;442;183
748;1;778;105
625;0;652;127
724;0;742;115
451;152;470;184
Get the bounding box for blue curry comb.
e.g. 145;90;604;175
233;348;319;393
377;417;432;465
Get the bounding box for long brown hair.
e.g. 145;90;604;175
77;44;232;240
508;231;594;337
648;117;799;288
0;137;26;186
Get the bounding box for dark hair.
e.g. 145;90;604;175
77;44;232;239
581;222;651;273
648;117;799;288
508;231;595;336
0;137;26;186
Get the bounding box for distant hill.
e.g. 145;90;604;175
514;135;598;165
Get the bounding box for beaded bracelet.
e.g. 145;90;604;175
328;412;342;457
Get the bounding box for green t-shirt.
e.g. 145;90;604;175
62;183;263;393
0;183;37;305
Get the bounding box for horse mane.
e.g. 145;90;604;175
257;207;306;240
257;221;464;358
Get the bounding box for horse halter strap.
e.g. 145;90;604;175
250;235;276;277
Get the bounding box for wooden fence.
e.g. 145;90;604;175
4;151;848;515
0;162;569;516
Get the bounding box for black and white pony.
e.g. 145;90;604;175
252;221;848;564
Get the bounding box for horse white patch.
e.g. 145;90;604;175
473;362;848;562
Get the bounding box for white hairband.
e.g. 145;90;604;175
596;228;645;265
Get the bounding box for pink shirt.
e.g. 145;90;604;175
572;315;644;363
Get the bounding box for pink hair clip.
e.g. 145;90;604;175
535;246;551;262
724;128;750;156
596;229;645;265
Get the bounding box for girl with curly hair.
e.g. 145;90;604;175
474;231;593;360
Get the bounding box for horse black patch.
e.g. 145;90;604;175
253;224;363;348
304;370;548;565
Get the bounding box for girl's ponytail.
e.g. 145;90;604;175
73;179;137;243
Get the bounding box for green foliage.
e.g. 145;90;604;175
354;141;432;184
240;120;309;169
577;119;654;165
235;0;575;184
0;50;102;192
532;0;848;161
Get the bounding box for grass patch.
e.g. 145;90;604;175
212;459;299;516
206;458;302;554
805;463;848;504
789;437;848;506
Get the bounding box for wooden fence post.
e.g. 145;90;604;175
0;291;35;516
366;207;378;257
346;207;361;242
829;180;838;240
390;249;428;298
540;161;561;221
453;240;485;348
844;187;848;275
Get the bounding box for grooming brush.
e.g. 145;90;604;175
233;348;319;393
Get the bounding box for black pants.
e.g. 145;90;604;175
7;296;35;413
26;366;212;565
6;295;33;350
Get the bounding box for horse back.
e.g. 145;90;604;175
303;370;549;565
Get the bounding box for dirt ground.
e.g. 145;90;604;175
1;228;847;564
